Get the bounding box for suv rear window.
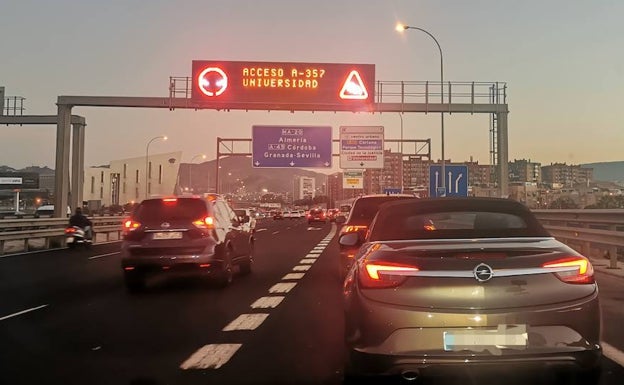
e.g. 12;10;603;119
133;199;209;221
310;209;323;214
347;196;416;225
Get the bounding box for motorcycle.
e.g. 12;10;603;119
65;226;92;248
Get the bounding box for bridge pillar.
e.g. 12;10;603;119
71;121;86;212
496;111;509;198
54;104;72;218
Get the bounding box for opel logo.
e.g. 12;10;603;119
473;263;494;283
160;222;171;229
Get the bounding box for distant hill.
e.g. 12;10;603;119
181;156;330;194
0;165;54;175
582;161;624;183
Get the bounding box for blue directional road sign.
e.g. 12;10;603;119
252;125;332;168
429;165;469;197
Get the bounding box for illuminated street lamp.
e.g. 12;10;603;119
145;135;167;199
189;154;206;192
396;23;446;195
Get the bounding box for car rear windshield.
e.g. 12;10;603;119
369;199;550;241
347;196;416;225
310;209;323;214
133;199;209;221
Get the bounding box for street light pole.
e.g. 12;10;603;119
189;154;206;192
145;135;167;199
397;24;445;196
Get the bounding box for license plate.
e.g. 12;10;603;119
152;232;183;240
443;325;527;352
66;236;74;243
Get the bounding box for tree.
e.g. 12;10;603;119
548;196;579;209
585;195;624;209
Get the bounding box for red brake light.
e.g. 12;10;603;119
542;256;594;284
123;219;141;232
65;227;76;233
359;260;419;289
193;216;215;229
163;198;177;204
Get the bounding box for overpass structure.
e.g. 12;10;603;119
7;79;509;218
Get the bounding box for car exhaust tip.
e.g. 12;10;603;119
401;370;420;382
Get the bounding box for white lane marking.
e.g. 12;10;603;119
222;313;269;331
272;231;280;235
307;227;322;231
305;254;319;259
282;273;305;280
0;304;48;321
309;250;323;254
313;246;325;250
293;265;311;272
318;242;329;245
255;228;267;232
269;282;297;293
602;341;624;368
300;258;316;265
250;296;284;309
180;344;242;369
88;252;119;260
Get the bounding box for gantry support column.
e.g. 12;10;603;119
497;111;509;198
54;104;72;218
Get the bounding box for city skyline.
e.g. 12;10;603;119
2;0;623;170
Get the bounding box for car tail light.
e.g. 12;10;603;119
65;227;76;234
193;216;215;229
340;225;367;235
163;198;177;204
123;219;141;232
358;260;419;289
542;256;594;284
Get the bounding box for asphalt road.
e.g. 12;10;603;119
1;218;624;385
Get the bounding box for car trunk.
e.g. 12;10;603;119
360;238;597;310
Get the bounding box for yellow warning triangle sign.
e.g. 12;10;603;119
339;70;369;100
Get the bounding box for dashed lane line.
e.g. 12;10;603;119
305;254;320;259
0;304;49;321
269;282;297;293
308;250;323;254
222;314;269;331
250;297;285;309
282;273;305;280
180;344;242;370
293;265;311;272
272;231;280;235
299;259;316;265
255;228;267;232
88;252;119;260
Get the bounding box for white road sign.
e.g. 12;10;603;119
339;126;384;169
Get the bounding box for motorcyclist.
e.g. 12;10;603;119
69;207;93;240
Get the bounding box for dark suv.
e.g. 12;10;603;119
338;194;417;279
120;195;254;292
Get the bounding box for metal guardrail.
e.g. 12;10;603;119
533;209;624;269
0;216;124;255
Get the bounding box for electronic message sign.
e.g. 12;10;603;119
192;61;375;110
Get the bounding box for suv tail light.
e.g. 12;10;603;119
193;216;215;229
358;260;419;289
340;225;367;236
542;256;594;284
123;219;141;232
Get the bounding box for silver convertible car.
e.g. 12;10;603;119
340;197;601;383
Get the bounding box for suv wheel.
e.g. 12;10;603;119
239;242;254;275
215;249;233;288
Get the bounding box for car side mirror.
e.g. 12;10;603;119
335;215;346;224
339;232;360;247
